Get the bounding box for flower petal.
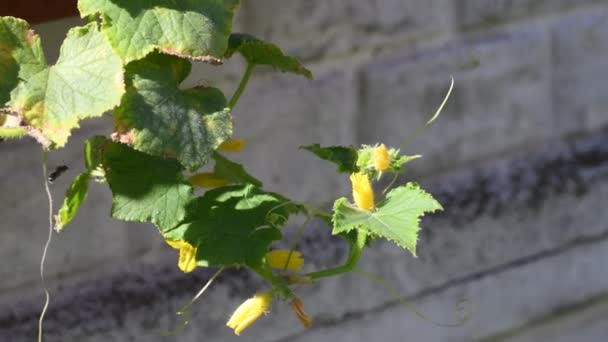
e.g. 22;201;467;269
188;172;231;188
350;173;374;211
266;250;304;270
227;292;272;335
218;139;246;152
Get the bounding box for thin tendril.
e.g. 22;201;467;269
382;173;399;195
401;76;454;152
161;267;225;336
355;268;469;327
283;215;313;272
39;149;54;342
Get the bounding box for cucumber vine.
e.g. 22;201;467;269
0;1;458;338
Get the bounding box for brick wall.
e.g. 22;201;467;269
1;2;608;341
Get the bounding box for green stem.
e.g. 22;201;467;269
306;231;367;280
229;63;255;109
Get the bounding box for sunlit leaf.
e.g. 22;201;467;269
333;183;442;256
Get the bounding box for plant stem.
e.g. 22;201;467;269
306;231;367;280
229;63;255;109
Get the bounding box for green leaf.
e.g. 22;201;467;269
163;184;300;268
225;33;312;79
212;151;262;187
0;18;124;147
55;172;90;231
114;53;232;169
301;144;359;173
78;0;240;63
85;136;193;231
332;183;442;256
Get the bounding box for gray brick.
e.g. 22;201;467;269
0;123;160;294
551;7;608;133
290;237;608;342
227;68;358;203
455;0;602;30
359;24;553;176
238;0;454;61
7;132;607;342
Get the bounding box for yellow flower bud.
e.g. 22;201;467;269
350;173;374;211
226;292;273;335
291;297;312;328
373;143;390;172
165;239;198;273
188;172;230;188
218;139;246;152
266;250;304;271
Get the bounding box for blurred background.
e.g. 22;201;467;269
1;1;608;341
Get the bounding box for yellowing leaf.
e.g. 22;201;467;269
78;0;240;63
0;18;124;147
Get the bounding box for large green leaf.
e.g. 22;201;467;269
163;184;301;267
212;151;262;187
78;0;240;63
114;53;232;169
225;33;312;79
86;136;193;231
301;144;359;173
0;18;124;147
55;172;90;231
332;183;442;256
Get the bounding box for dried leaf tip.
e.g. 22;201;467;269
291;297;312;328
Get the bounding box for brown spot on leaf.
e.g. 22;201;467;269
111;128;136;145
26;29;37;45
160;46;223;65
25;126;51;148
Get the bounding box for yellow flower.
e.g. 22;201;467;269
226;292;273;335
218;139;246;152
373;143;390;172
291;297;312;328
188;172;230;188
266;250;305;271
165;239;198;273
350;173;374;211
